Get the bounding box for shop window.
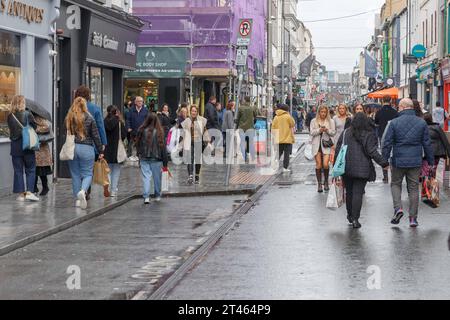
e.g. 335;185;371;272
103;69;113;116
90;66;102;109
0;66;20;138
124;79;159;111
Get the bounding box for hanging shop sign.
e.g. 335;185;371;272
416;63;435;83
0;31;20;67
411;44;427;59
441;58;450;82
125;47;187;78
0;0;45;24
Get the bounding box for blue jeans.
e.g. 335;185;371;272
239;130;255;161
68;144;95;198
140;160;162;198
108;163;122;193
12;153;36;194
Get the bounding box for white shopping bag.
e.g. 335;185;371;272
304;143;314;161
161;171;169;192
326;183;339;210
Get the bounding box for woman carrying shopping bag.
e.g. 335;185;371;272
34;114;54;196
335;113;389;228
104;106;127;197
136;113;168;204
65;97;104;209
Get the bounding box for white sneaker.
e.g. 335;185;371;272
155;197;161;202
16;195;26;202
77;190;87;209
282;168;291;173
25;192;40;202
75;200;81;208
110;192;118;198
144;198;150;204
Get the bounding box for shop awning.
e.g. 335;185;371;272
367;87;399;99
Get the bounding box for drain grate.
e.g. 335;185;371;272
229;172;272;185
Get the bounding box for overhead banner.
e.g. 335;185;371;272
125;47;188;78
364;50;377;78
299;55;315;77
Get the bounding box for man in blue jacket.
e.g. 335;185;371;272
382;98;434;228
126;96;149;161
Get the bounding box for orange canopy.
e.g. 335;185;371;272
367;87;399;99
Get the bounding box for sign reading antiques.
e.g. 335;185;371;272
0;0;44;24
92;32;119;51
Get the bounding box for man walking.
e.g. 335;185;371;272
305;106;316;132
375;95;398;183
237;96;257;163
126;96;149;161
432;101;449;129
382;98;434;228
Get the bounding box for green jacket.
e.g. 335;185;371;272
237;104;257;131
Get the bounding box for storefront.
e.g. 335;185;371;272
0;0;54;196
56;0;142;178
416;63;435;111
124;46;188;115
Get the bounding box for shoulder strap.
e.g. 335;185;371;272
119;121;122;140
11;112;24;129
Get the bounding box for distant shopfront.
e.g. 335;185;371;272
56;0;142;178
442;58;450;132
124;46;187;115
0;0;54;196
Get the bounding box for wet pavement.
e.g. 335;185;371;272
166;151;450;300
0;195;247;299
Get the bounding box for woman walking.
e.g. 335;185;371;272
180;105;210;185
136;113;168;204
335;113;389;228
65;97;103;209
34;115;53;196
7;95;39;201
272;104;295;172
333;104;351;143
157;103;172;139
104;106;127;197
222;100;236;159
424;113;450;177
310;105;336;193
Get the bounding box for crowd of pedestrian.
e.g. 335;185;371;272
308;95;450;229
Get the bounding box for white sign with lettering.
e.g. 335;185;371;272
92;32;119;51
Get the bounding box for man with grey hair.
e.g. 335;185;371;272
382;98;434;228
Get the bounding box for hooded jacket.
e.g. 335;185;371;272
427;122;450;158
272;109;295;144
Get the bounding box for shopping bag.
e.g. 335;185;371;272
11;113;39;151
117;122;127;163
326;178;345;210
59;131;75;161
422;177;440;208
332;130;348;178
304;143;314;161
93;159;111;186
161;168;170;192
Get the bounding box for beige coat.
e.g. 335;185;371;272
180;116;210;163
310;117;336;156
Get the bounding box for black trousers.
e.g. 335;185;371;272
343;176;367;221
278;144;293;169
187;143;203;176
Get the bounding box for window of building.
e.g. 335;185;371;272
87;65;115;116
0;32;21;138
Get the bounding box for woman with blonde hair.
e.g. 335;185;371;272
180;105;210;185
65;97;103;209
333;104;351;143
7;95;39;201
310;105;336;193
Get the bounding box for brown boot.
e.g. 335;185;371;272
104;185;111;198
323;168;330;191
316;169;323;193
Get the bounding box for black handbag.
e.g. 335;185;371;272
321;133;334;148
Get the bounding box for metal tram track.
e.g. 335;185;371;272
139;142;306;300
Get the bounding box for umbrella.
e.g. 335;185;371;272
26;98;52;121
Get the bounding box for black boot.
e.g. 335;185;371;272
34;177;39;194
323;168;330;192
352;220;362;229
316;169;323;193
39;176;49;196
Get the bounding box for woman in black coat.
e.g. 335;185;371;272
335;113;389;228
424;113;450;177
157;103;173;140
104;106;127;197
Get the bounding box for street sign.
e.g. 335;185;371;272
236;46;248;66
237;19;253;46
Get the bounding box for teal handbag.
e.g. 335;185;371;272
332;130;348;178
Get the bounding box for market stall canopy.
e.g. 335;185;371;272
367;87;399;99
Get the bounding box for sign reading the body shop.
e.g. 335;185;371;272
0;0;44;24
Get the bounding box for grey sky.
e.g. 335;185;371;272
298;0;385;73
